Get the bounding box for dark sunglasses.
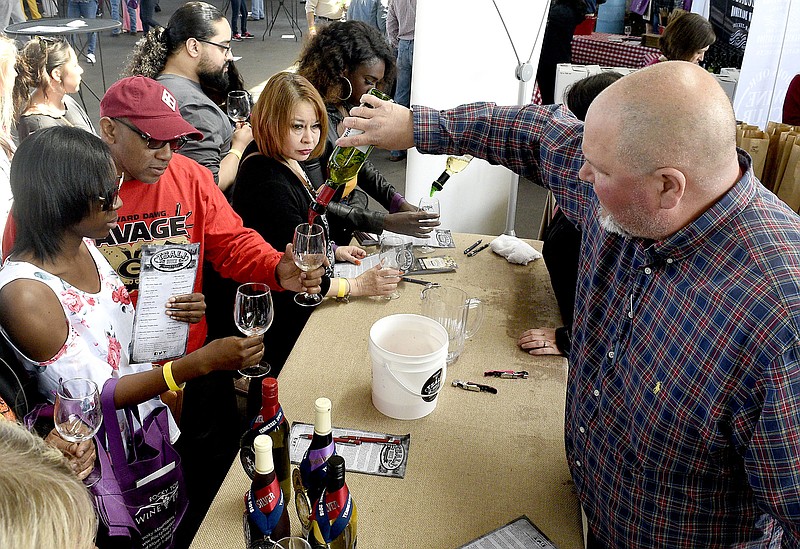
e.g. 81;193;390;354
98;173;124;211
113;118;188;151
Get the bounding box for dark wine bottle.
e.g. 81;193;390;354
243;435;290;547
293;397;335;537
308;88;393;224
429;154;474;196
308;455;358;549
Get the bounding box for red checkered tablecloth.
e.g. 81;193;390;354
571;32;660;68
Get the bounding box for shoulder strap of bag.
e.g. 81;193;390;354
99;377;138;488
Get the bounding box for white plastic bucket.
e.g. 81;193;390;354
369;314;449;420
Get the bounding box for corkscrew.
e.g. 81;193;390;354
452;379;497;394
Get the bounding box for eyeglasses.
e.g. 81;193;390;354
195;38;232;55
98;173;124;211
113;118;188;151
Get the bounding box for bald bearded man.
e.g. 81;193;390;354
338;61;800;547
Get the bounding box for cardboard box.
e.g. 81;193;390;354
641;33;661;48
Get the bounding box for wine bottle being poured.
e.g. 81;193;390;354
308;88;394;224
429;154;474;197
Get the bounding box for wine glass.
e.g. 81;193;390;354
624;25;632;37
272;538;312;549
292;223;326;307
54;378;102;486
234;282;274;378
227;90;251;123
379;234;408;300
417;197;440;254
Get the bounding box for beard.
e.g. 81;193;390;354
597;203;666;240
197;58;229;93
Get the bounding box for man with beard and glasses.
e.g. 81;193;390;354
125;1;252;194
337;61;800;548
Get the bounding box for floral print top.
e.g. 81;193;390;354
0;239;178;441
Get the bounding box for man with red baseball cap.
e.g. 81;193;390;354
96;75;326;544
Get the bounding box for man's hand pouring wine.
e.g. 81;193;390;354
338;93;415;151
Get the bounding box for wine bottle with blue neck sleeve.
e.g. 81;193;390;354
308;455;358;549
243;435;290;547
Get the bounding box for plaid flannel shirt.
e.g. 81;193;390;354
414;102;800;547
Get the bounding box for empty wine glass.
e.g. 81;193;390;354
379;234;409;300
272;538;312;549
624;25;632;36
234;283;274;378
417;197;440;254
292;223;326;307
54;377;102;486
227;90;251;123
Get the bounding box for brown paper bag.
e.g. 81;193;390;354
775;142;800;211
740;130;769;180
762;122;795;191
772;132;799;195
737;123;760;147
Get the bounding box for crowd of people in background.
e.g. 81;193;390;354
1;1;800;548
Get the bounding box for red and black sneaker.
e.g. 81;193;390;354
242;32;254;38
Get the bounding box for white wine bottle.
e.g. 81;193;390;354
308;455;357;549
243;435;290;547
429;154;474;196
293;397;336;537
308;88;394;224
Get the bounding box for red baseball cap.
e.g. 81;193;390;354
100;76;204;142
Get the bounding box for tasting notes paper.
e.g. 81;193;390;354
289;422;410;478
130;243;200;363
459;516;558;549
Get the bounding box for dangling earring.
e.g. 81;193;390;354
337;76;352;102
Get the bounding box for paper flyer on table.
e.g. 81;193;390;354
458;515;558;549
289;422;410;478
130;243;199;363
383;228;455;249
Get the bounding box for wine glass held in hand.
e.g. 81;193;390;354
54;377;102;486
227;90;252;124
293;223;326;307
417;197;440;254
234;283;274;378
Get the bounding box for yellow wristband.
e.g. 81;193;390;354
337;278;347;298
162;361;186;391
228;148;243;160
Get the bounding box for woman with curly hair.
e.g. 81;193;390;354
296;20;439;246
13;37;95;141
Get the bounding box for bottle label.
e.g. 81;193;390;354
313;486;353;543
340;127;370;154
251;406;285;435
245;477;285;537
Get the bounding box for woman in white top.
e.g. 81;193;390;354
0;126;264;440
0;37;17;258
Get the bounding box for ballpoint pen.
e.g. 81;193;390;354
452;379;498;394
299;434;401;445
401;276;437;286
484;370;529;379
463;239;482;255
466;243;490;257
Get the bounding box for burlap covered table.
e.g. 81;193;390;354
190;233;583;549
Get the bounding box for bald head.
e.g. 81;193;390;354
587;61;738;189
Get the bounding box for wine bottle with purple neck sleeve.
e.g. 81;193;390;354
293;397;336;538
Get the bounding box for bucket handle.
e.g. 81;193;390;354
383;362;442;399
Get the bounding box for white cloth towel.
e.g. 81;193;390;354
489;234;542;265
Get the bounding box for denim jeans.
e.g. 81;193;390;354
231;0;248;34
139;0;158;33
67;0;98;54
250;0;263;19
395;38;414;109
109;0;137;34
